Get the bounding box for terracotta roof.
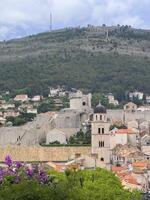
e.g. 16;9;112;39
112;166;127;172
117;129;136;134
132;162;148;168
124;174;138;185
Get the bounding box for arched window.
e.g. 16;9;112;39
100;115;102;120
96;115;97;120
99;141;101;147
102;141;104;147
98;128;101;134
82;102;86;106
99;141;104;147
102;128;104;134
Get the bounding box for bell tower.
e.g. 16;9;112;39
91;103;111;169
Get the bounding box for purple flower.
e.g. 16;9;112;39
16;161;22;169
26;168;34;177
39;170;48;184
5;155;12;167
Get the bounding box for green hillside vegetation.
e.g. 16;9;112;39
0;168;141;200
1;26;150;100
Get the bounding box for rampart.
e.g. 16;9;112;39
0;146;91;162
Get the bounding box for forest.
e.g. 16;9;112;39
0;26;150;100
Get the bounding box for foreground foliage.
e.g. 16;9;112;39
0;156;141;200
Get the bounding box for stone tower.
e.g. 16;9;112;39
91;103;111;169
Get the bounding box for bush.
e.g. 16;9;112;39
0;156;141;200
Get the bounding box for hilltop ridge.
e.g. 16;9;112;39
0;25;150;99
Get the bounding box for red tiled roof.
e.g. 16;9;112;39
112;166;127;172
132;162;147;168
124;174;138;185
117;129;136;134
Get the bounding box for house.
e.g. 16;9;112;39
137;105;150;111
46;128;67;144
106;93;119;106
3;111;19;118
110;128;137;148
27;108;37;114
53;99;63;107
146;96;150;104
124;102;137;112
49;87;60;97
132;161;148;171
111;144;144;165
0;104;15;110
14;94;28;102
31;95;42;102
129;91;144;100
127;120;139;129
0;117;6;125
141;134;150;147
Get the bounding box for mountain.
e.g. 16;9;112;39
1;25;150;99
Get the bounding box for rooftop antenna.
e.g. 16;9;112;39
50;12;52;32
106;29;109;41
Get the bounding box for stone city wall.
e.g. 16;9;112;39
107;110;150;123
0;146;91;162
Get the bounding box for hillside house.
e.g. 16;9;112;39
31;95;42;102
124;102;137;112
14;94;28;102
106;93;119;106
27;108;37;114
0;104;15;110
129;91;144;100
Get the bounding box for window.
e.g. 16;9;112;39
99;141;104;147
100;115;102;120
99;141;101;147
98;128;101;134
96;115;97;120
82;102;86;106
101;157;104;161
102;141;104;147
102;128;104;134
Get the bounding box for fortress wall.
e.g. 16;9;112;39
107;110;150;123
0;146;91;162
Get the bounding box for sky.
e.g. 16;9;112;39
0;0;150;40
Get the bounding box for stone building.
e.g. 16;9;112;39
46;128;67;144
69;90;92;113
91;103;111;169
124;102;137;112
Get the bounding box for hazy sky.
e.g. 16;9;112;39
0;0;149;40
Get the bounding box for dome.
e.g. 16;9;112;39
94;103;106;114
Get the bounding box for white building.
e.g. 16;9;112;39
129;91;143;100
0;104;15;110
49;87;60;97
27;108;37;114
31;95;42;102
106;93;119;106
110;128;137;149
14;94;28;102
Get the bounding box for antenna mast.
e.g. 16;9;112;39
50;12;52;32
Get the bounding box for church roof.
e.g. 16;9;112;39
94;103;106;114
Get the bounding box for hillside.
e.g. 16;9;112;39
1;25;150;99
